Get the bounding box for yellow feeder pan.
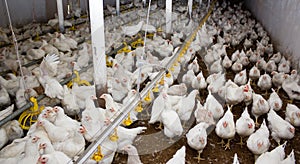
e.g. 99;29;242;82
165;71;171;78
18;97;44;130
91;145;104;162
152;83;159;93
135;102;143;112
122;113;133;126
117;42;131;54
131;38;144;48
159;76;165;85
169;66;175;72
67;70;91;88
144;91;152;103
109;128;119;142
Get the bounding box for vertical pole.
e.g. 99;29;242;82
89;0;107;108
166;0;172;39
188;0;193;19
116;0;120;15
56;0;64;32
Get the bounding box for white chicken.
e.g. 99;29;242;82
0;85;10;106
166;146;186;164
61;85;80;116
224;80;244;105
285;103;300;127
257;73;272;93
280;149;295;164
204;90;224;121
0;120;24;149
265;60;277;73
251;93;270;126
173;89;199;122
267;109;295;145
182;69;196;87
186;122;210;161
234;69;247;85
231;61;243;73
192;71;207;90
121;21;144;37
249;65;260;81
267;88;283;111
123;144;142;164
161;106;183;139
167;83;187;96
271;71;288;89
100;93;122;121
242;79;253;106
222;54;232;69
247;119;270;157
37;152;72;164
215;106;236;150
187;57;200;73
194;100;215;125
116;126;147;151
255;141;286;164
235;107;255;146
233;153;240;164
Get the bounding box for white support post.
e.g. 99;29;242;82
188;0;193;19
166;0;172;34
89;0;107;104
56;0;64;32
116;0;120;15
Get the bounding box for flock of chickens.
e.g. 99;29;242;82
0;0;299;163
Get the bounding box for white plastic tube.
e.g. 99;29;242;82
56;0;64;32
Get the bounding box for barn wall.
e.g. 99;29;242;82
0;0;128;28
245;0;300;69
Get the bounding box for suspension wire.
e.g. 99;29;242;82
4;0;29;99
136;0;152;98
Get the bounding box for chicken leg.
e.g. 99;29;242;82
224;139;232;150
155;122;163;130
255;117;260;128
236;136;244;147
217;139;225;147
193;151;205;161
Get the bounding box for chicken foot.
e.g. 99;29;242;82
193;151;205;161
224;139;232;150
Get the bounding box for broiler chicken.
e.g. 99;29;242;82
224;80;244;105
161;106;183;139
282;72;300;101
285;103;300;127
0;120;24;149
222;54;232;69
242;79;253;106
251;92;270;126
166;146;186;164
235;107;255;146
280;149;295;164
247;119;270;157
186;122;210;161
249;65;260;81
267;109;295;145
234;69;247;85
182;69;196;87
116;126;146;151
194;100;215;125
167;83;187;96
271;71;288;89
100;93;122;121
255;141;287;164
204;90;224;121
123;144;142;164
215;106;236;150
173;89;199;122
187;57;200;73
257;73;272;93
268;88;283;111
